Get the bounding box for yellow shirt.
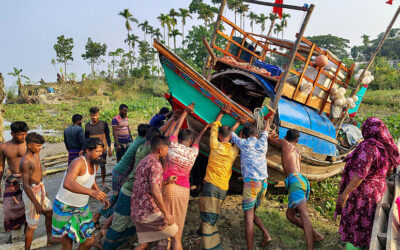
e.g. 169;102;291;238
204;121;239;190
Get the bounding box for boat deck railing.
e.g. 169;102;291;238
207;6;355;115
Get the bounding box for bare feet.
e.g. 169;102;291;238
47;235;61;246
313;230;324;242
260;233;272;246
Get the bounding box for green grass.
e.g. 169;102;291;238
4;92;168;132
257;202;342;249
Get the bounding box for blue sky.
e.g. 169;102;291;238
1;0;398;88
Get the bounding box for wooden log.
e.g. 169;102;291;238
42;166;68;176
43;153;68;162
44;159;68;167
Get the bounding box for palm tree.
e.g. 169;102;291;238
124;34;139;53
118;9;138;52
227;0;242;28
280;13;291;39
157;14;170;44
165;15;176;47
8;67;29;96
138;21;151;41
247;11;258;33
267;13;277;36
146;26;154;41
237;3;249;30
256;13;268;33
361;34;370;47
199;7;215;26
274;23;283;38
152;28;162;41
169;8;179;25
169;29;182;50
179;8;192;45
108;51;118;78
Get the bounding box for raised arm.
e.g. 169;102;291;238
193;123;211;146
171;103;194;138
160;113;177;135
21;159;44;214
230;116;247;133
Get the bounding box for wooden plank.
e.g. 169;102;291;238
280;120;337;144
386;166;400;250
306;64;324;105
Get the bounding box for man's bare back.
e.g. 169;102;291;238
281;140;301;177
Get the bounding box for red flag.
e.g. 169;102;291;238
273;0;283;19
387;0;393;4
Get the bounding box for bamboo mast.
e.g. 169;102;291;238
335;5;400;135
269;4;315;113
202;0;226;78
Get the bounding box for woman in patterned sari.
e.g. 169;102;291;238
335;117;400;249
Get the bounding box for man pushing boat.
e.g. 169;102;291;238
268;129;324;250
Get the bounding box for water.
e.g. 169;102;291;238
3;120;62;141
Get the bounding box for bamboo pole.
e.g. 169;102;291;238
335;5;400;135
202;0;226;78
269;4;314;112
0;73;5;143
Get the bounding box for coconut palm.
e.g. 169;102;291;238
169;29;182;50
280;13;291;38
247;11;258;33
237;3;249;30
256;13;268;33
118;9;138;51
138;21;151;41
8;67;29;96
169;8;179;25
179;8;192;45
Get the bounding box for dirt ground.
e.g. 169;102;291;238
0;143;343;250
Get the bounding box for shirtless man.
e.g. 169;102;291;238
21;133;57;249
0;121;29;242
268;129;323;250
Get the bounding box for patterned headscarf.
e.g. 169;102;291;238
345;117;400;170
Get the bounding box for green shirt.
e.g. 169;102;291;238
122;143;151;192
113;136;146;178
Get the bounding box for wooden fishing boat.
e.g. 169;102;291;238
153;1;397;184
370;167;400;250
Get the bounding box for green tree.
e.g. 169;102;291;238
179;8;192;45
247;11;258;33
138;40;152;68
274;23;283;38
53;35;74;77
198;6;215;26
152;28;163;41
81;38;107;76
280;13;291;38
237;3;249;30
256;14;268;33
8;67;29;96
124;34;139;53
157;13;169;43
138;21;151;41
118;9;138;52
227;0;242;28
169;29;182;50
306;34;350;60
